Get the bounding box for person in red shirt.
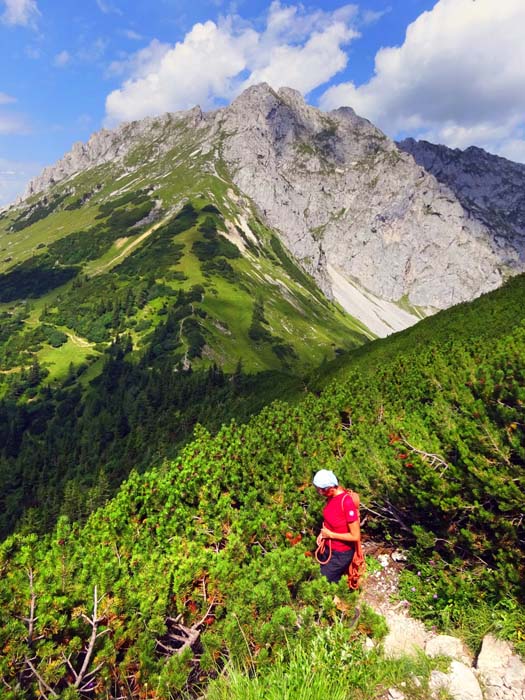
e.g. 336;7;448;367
313;469;360;583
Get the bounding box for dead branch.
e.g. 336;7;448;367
365;500;413;535
18;568;45;647
156;599;216;656
400;434;450;476
73;586;110;689
24;657;58;699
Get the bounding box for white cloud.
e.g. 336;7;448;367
0;157;41;207
53;50;70;67
320;0;525;162
104;1;359;125
96;0;122;16
1;0;40;27
0;92;16;105
121;28;142;41
0;110;29;134
107;38;171;78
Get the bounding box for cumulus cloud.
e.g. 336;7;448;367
320;0;525;162
105;1;359;125
1;0;40;27
107;38;171;78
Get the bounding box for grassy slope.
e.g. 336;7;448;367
0;118;367;387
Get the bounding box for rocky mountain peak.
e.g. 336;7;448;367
217;85;522;318
23;107;205;200
15;84;525;333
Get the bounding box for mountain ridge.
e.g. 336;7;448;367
13;83;525;329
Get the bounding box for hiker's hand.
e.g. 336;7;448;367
320;526;333;539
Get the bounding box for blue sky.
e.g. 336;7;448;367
1;0;524;205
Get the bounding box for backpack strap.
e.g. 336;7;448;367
342;490;366;590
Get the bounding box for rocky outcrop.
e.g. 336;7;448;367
23;107;205;198
366;549;525;700
477;634;525;700
216;84;520;310
398;138;525;254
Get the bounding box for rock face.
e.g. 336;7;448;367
215;85;519;310
398;138;525;256
21;83;525;320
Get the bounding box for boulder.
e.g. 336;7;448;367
425;634;472;664
382;612;428;658
476;634;525;700
430;662;483;700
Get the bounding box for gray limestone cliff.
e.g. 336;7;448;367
398;138;525;256
21;84;525;317
215;85;521;310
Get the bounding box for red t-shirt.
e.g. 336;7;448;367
323;491;358;552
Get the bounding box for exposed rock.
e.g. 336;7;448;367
377;554;390;568
430;662;483;700
23;108;205;199
429;670;450;696
391;550;408;563
476;634;525;700
218;84;517;312
426;634;472;665
398;138;525;253
382;611;429;659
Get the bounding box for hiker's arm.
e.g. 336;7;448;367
320;519;360;542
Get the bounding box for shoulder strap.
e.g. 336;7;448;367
341;490;360;514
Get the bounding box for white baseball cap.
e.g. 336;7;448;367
313;469;338;489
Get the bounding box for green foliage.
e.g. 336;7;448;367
1;273;525;697
201;257;238;283
205;620;438;700
46;195;153;265
192;215;240;261
248;298;274;344
9;192;69;232
0;256;79;302
114;203;195;278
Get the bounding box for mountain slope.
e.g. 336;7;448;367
1;271;524;699
0;109;373;538
9;84;525;338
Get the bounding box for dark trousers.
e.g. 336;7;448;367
319;547;355;583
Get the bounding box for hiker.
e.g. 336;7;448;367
313;469;360;583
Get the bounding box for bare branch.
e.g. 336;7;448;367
74;586;108;689
192;598;216;630
21;568;39;646
366;500;413;535
156;598;217;656
24;657;58;699
400;434;450;476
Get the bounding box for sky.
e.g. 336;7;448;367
1;0;524;206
